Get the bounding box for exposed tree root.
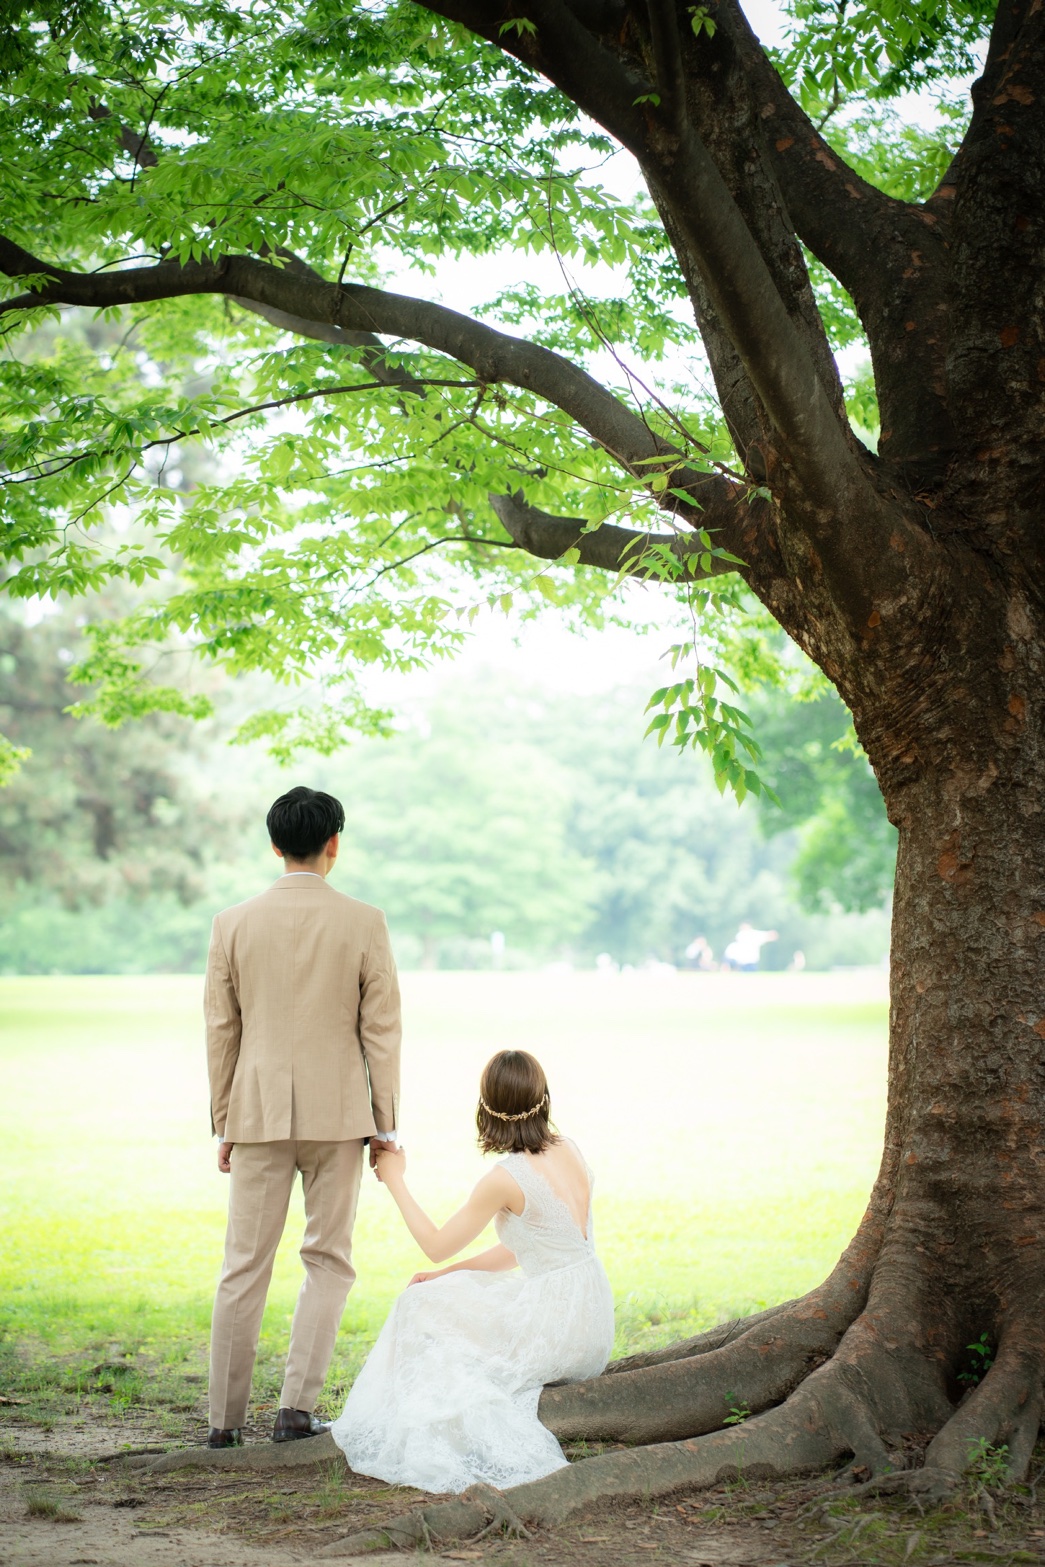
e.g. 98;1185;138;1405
540;1198;887;1444
317;1304;1045;1559
925;1332;1045;1486
539;1301;835;1444
320;1354;905;1555
604;1300;791;1374
778;1323;1045;1509
315;1198;919;1554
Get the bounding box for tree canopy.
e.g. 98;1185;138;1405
0;0;986;791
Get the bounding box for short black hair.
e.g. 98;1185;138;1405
266;786;345;861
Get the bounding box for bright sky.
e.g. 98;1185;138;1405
365;583;682;708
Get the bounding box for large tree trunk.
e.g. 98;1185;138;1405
864;680;1045;1463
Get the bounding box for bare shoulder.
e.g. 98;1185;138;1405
474;1163;525;1214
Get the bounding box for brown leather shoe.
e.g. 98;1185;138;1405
272;1407;330;1442
207;1426;243;1448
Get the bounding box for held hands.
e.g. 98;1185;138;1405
373;1145;406;1185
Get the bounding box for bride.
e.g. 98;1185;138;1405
330;1048;615;1494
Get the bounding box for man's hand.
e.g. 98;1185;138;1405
369;1137;400;1170
217;1140;234;1174
374;1146;406;1185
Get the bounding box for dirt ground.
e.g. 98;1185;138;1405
4;1404;1045;1567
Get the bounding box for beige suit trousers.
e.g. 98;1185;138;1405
209;1138;364;1429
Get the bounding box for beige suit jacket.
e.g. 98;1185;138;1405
205;875;401;1143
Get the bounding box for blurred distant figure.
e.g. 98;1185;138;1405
684;934;716;971
788;949;807;972
722;921;779;972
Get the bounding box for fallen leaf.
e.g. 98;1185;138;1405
579;1538;610;1544
443;1554;483;1561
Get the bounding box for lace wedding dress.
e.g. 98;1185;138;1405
330;1145;615;1493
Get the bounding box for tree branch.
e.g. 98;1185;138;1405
419;0;882;540
1;377;481;489
0;236;747;535
0;228;767;579
228;296;428;393
645;0;687;133
945;0;1037;189
938;0;1045;217
719;1;956;472
721;1;924;299
234;297;756;583
226;277;753;584
927;0;1045;457
87;102;159;171
488;490;738;578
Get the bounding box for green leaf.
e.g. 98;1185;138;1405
0;734;31;786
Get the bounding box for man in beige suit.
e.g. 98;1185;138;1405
205;785;400;1448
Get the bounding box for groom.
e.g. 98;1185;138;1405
204;785;401;1448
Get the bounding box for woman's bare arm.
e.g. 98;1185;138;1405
375;1149;521;1263
409;1243;518;1284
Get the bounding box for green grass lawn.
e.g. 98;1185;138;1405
0;969;888;1429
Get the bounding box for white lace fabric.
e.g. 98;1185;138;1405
330;1144;615;1493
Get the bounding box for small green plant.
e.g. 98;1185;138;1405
958;1333;995;1386
966;1436;1009;1491
721;1396;752;1492
724;1391;751;1426
25;1493;81;1522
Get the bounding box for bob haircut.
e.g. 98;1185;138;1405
476;1049;559;1155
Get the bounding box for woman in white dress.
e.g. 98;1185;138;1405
330;1049;615;1494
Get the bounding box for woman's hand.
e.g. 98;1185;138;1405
408;1270;442;1286
374;1146;407;1184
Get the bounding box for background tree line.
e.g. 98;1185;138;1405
0;596;894;974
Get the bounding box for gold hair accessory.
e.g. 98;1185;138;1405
480;1093;548;1123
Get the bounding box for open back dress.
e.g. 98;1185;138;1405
330;1142;615;1493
